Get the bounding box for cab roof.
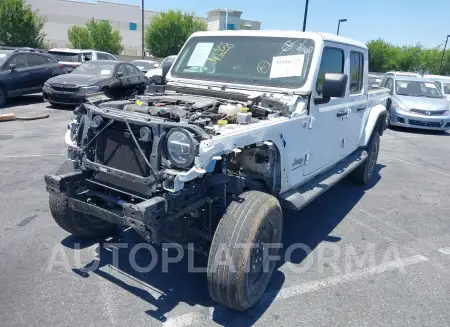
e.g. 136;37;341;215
190;30;368;50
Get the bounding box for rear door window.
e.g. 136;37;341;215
27;54;49;66
349;51;364;93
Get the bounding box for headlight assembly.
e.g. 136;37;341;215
166;128;198;168
391;101;409;113
79;86;99;94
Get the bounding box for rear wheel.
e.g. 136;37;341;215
49;160;116;238
207;191;283;311
351;131;380;185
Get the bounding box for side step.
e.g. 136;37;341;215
280;150;368;210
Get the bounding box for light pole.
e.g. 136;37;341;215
141;0;145;58
337;19;347;35
225;8;228;30
302;0;309;32
439;35;450;73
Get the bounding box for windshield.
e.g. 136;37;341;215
0;50;12;64
395;80;443;98
171;36;315;89
71;62;115;76
48;51;82;62
131;61;155;70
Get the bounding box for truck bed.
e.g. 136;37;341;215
368;86;390;108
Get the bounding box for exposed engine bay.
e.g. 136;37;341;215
90;92;288;136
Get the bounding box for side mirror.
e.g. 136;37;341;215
322;73;348;98
116;71;123;78
9;63;17;71
161;60;173;79
154;63;159;68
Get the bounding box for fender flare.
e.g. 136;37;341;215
359;104;387;147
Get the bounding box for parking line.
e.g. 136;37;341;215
0;154;66;159
438;247;450;255
163;254;428;327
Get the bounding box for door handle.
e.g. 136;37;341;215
356;106;366;112
336;111;347;117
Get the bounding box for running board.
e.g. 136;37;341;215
280;150;368;210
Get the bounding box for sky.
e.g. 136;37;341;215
98;0;448;48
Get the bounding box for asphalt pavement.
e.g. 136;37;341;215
0;95;449;327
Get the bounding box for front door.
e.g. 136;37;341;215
304;45;348;176
3;54;29;96
341;48;366;157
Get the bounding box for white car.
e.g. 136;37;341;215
145;55;177;78
47;30;389;312
423;74;450;101
48;48;117;72
129;59;158;74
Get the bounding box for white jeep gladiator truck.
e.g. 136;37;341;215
45;31;389;311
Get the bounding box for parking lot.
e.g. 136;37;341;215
0;96;449;327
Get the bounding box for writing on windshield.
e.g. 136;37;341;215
171;36;315;89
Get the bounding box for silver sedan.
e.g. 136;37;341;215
381;76;450;131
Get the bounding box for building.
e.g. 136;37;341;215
207;9;261;31
25;0;261;56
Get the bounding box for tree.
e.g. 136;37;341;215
145;10;207;58
67;26;93;50
0;0;46;48
67;19;123;54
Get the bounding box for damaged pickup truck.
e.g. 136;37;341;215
45;31;389;311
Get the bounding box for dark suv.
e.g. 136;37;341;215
0;47;64;107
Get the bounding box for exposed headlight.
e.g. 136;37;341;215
166;128;198;168
391;101;409;113
79;86;99;94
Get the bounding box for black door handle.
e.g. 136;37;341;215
336;111;347;117
356;106;366;112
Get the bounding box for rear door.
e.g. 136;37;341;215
304;45;348;176
27;53;53;90
125;64;145;90
341;48;366;157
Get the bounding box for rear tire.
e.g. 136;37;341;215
351;131;380;185
49;160;116;238
207;191;283;311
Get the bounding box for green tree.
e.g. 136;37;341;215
0;0;46;48
145;10;207;58
67;25;93;49
67;19;123;54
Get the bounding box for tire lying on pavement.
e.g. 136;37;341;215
48;160;117;238
207;191;283;311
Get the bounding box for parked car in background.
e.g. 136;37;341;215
145;55;177;79
381;76;450;131
0;47;65;107
368;75;381;89
43;60;146;106
48;48;117;73
423;74;450;101
129;59;158;74
369;72;383;86
382;71;422;78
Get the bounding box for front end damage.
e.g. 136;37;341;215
45;93;285;249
